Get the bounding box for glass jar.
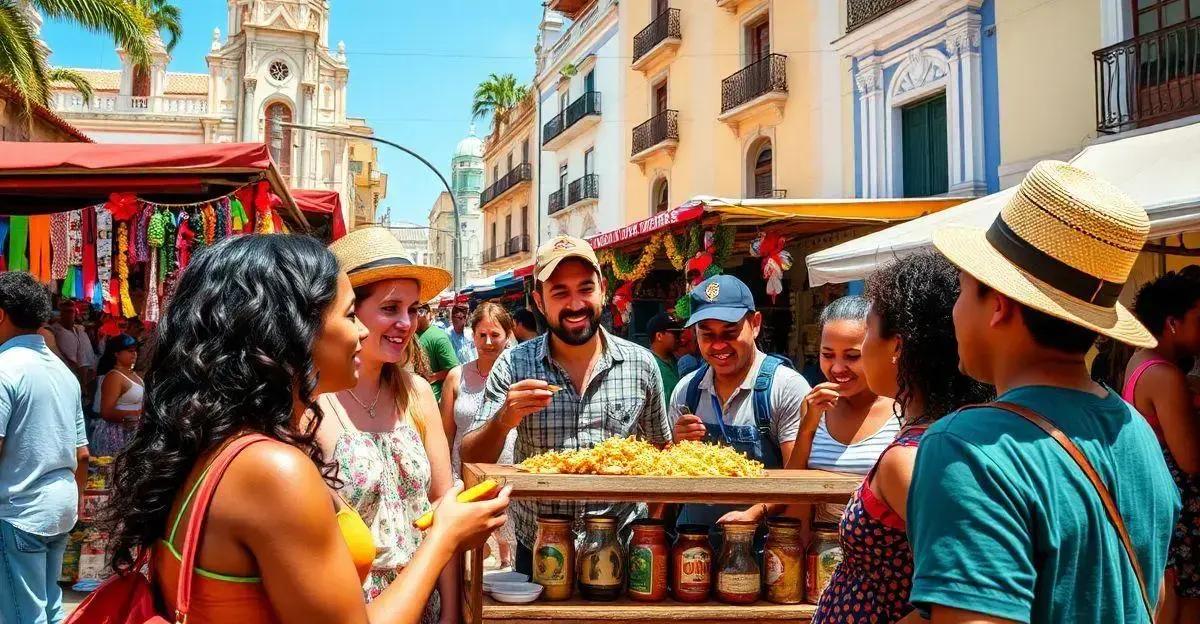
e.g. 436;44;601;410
806;524;842;605
628;519;668;602
533;514;575;601
764;517;804;604
671;524;713;603
578;515;624;601
716;521;760;604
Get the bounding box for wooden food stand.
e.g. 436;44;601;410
461;464;860;624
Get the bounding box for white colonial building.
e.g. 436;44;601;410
48;0;373;227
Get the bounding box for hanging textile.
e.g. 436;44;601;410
254;182;276;234
176;212;196;269
95;206;113;306
0;217;8;272
202;203;216;244
143;252;160;324
116;224;135;317
50;212;69;280
67;210;83;265
133;203;151;264
82;207;98;305
230;197;248;231
236;186;256;233
215;198;230;239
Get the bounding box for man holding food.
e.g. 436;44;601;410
462;235;671;577
671;274;811;536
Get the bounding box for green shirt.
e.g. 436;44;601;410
418;326;459;403
908;386;1180;624
653;353;680;401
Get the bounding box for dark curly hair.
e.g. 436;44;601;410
864;250;993;425
1133;270;1200;337
101;234;341;574
0;271;53;330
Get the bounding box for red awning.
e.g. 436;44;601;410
513;263;534;279
0;142;305;228
293;189;346;240
586;204;705;250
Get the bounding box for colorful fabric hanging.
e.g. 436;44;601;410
82;207;98;305
95;207;113;295
176;212;195;269
254;182;275;234
60;265;75;298
203;203;216;244
67;210;83;265
0;216;8;272
216;198;230;239
236;186;256;233
116;223;135;318
133;204;152;264
144;252;160;323
7;216;29;272
230;197;248;231
50;212;69;280
161;211;177;278
27;215;51;283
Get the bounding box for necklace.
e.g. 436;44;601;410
345;383;383;419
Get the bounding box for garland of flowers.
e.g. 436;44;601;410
116;223;135;318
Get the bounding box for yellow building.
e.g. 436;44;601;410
347;117;388;229
480;92;536;276
618;0;845;225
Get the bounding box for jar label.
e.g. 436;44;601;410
678;547;711;587
629;546;654;593
534;545;568;586
581;546;623;588
717;572;760;594
765;550;784;586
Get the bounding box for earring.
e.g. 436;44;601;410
891;355;898;364
1171;323;1178;335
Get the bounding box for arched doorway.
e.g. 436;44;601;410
652;177;669;215
750;140;773;198
265;102;293;177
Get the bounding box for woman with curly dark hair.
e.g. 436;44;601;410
100;234;509;624
812;250;993;624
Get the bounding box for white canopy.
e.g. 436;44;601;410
806;122;1200;286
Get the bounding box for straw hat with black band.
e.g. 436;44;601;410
328;227;452;303
933;160;1155;348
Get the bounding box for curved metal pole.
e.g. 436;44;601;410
276;121;462;291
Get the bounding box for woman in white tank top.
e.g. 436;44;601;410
92;333;144;456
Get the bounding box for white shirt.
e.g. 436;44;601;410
51;323;96;370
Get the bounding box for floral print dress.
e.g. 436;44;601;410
813;427;926;624
325;396;440;621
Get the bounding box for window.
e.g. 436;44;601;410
559;163;568;191
584;70;596;94
132;66;150;98
349;160;363;174
653;81;668;115
493;164;499;184
901;94;949;197
560;91;570;116
655;0;669;15
505;214;512;244
491;222;497;251
747;17;770;63
653;178;669;214
1134;0;1198;35
752;141;773;198
265;102;293;176
584;148;595;175
507;152;514;173
521;206;529;238
268;60;290;82
522;140;530;164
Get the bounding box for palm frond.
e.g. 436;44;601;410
0;0;51;110
49;67;93;103
32;0;155;67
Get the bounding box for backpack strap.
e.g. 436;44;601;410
683;363;709;416
984;400;1155;623
751;356;782;434
174;434;272;622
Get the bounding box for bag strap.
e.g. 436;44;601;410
751;356;781;433
174;434;272;622
987;400;1155;622
683;363;708;415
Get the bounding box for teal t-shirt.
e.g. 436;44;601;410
908;385;1179;624
418;326;460;403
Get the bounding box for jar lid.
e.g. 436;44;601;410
584;514;618;525
721;521;758;534
767;517;804;529
676;524;710;536
537;514;573;524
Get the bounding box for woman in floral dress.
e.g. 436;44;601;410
812;251;992;623
318;229;458;623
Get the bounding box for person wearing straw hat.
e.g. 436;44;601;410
906;161;1180;623
321;227;463;622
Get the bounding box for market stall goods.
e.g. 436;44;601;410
534;514;575;601
627;519;668;602
806;526;843;605
716;522;761;605
578;515;625;601
764;518;805;604
518;436;767;477
671;524;713;603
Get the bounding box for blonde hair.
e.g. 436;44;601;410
355;280;429;437
469;302;515;337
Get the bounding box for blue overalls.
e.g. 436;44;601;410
676;356;786;547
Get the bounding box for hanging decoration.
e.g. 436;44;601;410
254;182;277;234
202;203;217;245
750;231;793;304
176;212;196;269
115;224;135;318
610;281;635;329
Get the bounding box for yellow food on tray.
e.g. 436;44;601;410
518;436;766;477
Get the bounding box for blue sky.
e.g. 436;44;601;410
41;1;544;225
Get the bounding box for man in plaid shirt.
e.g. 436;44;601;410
462;235;670;576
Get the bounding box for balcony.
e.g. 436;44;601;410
52;92;209;116
847;0;916;32
632;8;681;73
483;234;531;264
755;189;787;199
631;110;679;166
719;54;788;135
548;188;566;215
548;0;589;19
543;91;602;150
480;163;533;208
715;0;758;12
1094;17;1200;134
567;173;600;208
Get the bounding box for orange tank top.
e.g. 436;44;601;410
154;445;376;624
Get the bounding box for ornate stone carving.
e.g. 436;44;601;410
854;60;883;95
945;26;982;56
893;49;946;96
243;77;257;93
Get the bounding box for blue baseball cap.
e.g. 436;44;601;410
685;275;756;328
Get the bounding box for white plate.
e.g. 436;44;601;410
489;581;542;594
490;590;542;604
482;571;529;591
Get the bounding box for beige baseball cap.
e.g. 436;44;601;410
535;235;602;282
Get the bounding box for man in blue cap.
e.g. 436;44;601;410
671;274;811;533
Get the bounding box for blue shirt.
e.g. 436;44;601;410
677;353;701;378
908;386;1179;623
0;334;88;536
448;327;477;365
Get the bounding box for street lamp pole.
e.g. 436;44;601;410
273;120;462;290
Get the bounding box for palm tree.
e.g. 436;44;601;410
49;67;93;102
132;0;181;53
0;0;154;112
471;73;529;124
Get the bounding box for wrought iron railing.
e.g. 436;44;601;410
543;91;602;145
506;234;530;256
480;163;532;207
567;174;599;206
756;189;787;199
1094;17;1200;133
548;189;565;215
632;110;679;156
721;53;788;113
633;8;681;63
847;0;916;32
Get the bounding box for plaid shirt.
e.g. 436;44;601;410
471;328;670;547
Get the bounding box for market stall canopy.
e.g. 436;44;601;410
0;142;307;229
293;188;346;240
806;122;1200;286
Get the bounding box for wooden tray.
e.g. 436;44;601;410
479;595;815;623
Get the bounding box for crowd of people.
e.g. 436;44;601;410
0;160;1194;624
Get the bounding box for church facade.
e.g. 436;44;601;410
48;0;374;227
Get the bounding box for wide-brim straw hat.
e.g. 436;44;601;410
933;160;1155;348
328;227;452;303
